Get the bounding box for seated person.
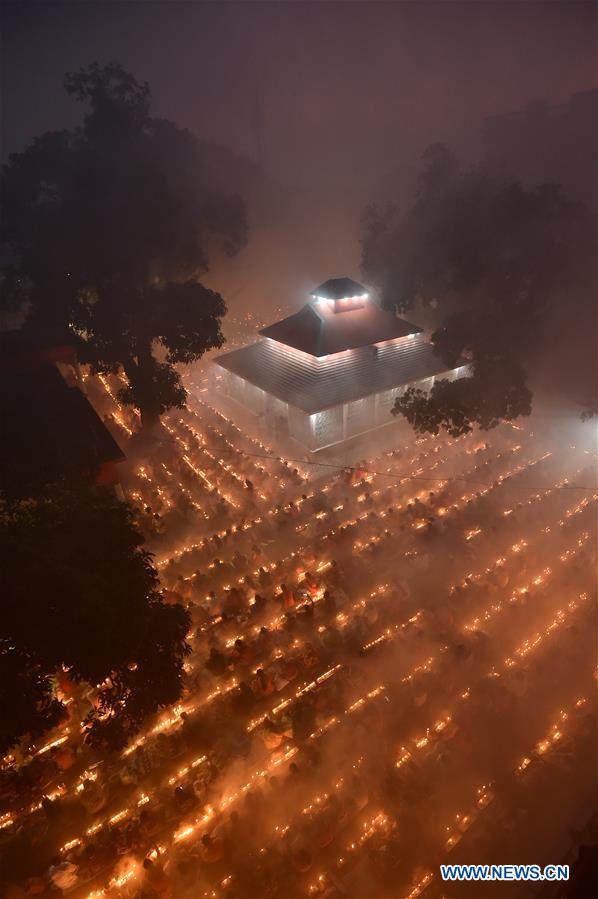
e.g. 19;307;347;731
199;833;224;863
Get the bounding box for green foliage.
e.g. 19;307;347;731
0;649;65;754
363;143;597;434
1;62;247;425
118;357;187;425
394;361;532;437
0;483;190;753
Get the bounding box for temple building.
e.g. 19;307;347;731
214;278;468;454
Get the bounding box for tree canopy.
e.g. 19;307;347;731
1;62;247;426
481;91;598;211
0;483;190;753
361;143;597;435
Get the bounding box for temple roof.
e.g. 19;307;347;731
215;335;458;414
310;277;368;301
259;297;421;357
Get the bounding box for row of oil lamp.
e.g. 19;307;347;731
8;433;573;838
84;487;594;895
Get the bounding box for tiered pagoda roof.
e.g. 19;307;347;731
215;279;454;414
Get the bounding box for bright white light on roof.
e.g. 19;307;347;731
408;333;416;339
313;293;369;304
313;295;334;305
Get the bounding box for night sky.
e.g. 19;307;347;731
2;0;597;311
3;2;596;177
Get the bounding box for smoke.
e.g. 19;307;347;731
2;1;596;336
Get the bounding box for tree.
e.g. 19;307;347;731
394;359;532;438
481;91;598;210
362;144;597;435
1;63;247;427
0;482;190;753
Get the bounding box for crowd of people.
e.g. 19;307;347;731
1;371;596;899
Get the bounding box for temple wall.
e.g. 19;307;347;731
222;371;266;416
217;363;472;453
288;405;311;446
345;395;375;438
307;366;471;450
376;385;405;424
264;392;289;439
310;405;344;449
